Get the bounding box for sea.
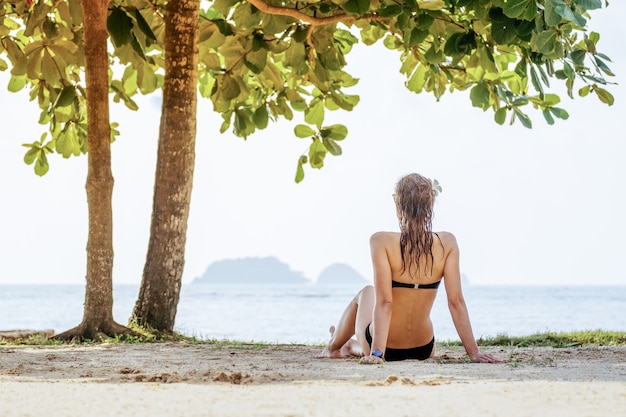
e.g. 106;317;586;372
1;284;625;344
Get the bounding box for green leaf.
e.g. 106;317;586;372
34;152;49;176
55;86;76;107
244;49;267;74
542;108;555;125
322;137;342;156
514;58;527;78
305;99;325;128
137;64;158;94
8;75;27;92
406;64;428;93
262;14;296;35
407;28;429;47
35;162;49;176
131;33;147;61
417;0;444;10
489;9;518;44
503;0;532;19
233;110;252;137
309;139;326;169
513;108;533;128
576;0;602;10
424;45;444;64
253;106;269;129
107;7;134;48
445;32;476;57
379;4;403;18
529;66;543;96
543;0;561;25
470;83;490;109
549;107;569;120
562;61;575;80
532;30;558;57
578;85;591;97
134;8;157;41
294;124;316;138
295;155;307;183
570;50;586;66
594;57;614;77
494;107;507;125
324;124;348;141
343;0;370;14
57;124;81;158
23;147;40;165
318;48;343;71
552;0;586;26
220;75;241;101
592;85;614;106
284;41;306;71
41;50;61;86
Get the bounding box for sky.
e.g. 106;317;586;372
1;4;625;287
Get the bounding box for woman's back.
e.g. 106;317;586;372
373;230;452;349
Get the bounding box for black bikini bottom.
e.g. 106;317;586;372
365;322;434;361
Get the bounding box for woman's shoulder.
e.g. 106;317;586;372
370;230;400;239
369;231;400;245
434;231;459;249
435;231;456;241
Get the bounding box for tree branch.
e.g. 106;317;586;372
246;0;383;26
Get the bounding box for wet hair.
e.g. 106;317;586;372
395;173;436;277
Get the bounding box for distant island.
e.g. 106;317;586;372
192;257;369;285
193;257;309;284
316;263;369;285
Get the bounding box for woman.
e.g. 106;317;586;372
318;173;501;364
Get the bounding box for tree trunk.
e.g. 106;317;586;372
132;0;200;333
55;0;136;341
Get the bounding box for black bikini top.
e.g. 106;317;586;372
391;280;442;289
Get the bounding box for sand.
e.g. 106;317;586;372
1;342;625;416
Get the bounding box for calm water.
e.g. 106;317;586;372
1;284;624;343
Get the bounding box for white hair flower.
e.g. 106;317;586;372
431;179;442;196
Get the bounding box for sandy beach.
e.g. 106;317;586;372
1;342;624;416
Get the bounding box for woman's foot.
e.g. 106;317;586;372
316;326;363;358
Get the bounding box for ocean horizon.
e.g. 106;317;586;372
1;283;625;344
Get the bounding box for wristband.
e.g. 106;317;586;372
371;349;384;358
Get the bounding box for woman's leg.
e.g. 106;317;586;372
317;285;375;358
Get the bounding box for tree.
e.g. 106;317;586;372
131;0;200;333
0;0;138;339
54;0;136;340
1;0;616;335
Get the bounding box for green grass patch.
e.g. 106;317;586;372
441;330;626;348
3;329;624;348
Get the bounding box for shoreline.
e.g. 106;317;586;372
1;342;625;416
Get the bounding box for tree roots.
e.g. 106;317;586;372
52;319;142;342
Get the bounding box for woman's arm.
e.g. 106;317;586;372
442;233;501;363
360;232;394;364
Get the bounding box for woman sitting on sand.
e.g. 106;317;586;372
319;173;501;364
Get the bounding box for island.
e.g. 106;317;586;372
315;263;369;285
192;256;310;284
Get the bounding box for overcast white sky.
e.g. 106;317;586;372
1;4;625;286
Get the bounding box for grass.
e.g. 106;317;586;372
2;330;625;348
440;330;626;348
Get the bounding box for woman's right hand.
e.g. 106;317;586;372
359;355;384;365
470;351;502;363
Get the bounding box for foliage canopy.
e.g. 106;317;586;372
0;0;615;180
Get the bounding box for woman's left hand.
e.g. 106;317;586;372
359;355;384;365
470;352;502;363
